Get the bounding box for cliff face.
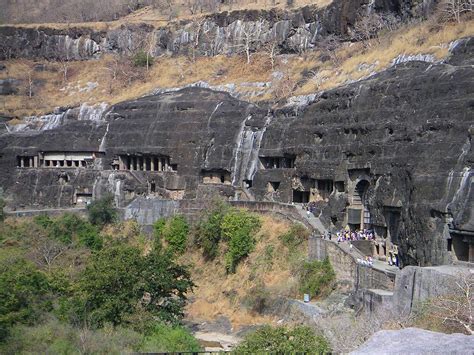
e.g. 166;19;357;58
0;0;436;60
0;37;472;267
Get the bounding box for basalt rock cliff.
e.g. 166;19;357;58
0;36;472;267
0;0;437;60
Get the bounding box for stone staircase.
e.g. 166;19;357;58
295;205;328;235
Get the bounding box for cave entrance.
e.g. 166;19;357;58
293;190;310;203
267;181;280;192
450;233;471;262
350;180;371;230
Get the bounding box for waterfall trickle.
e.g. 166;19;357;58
8;103;108;133
9;112;67;132
231;114;272;187
447;167;472;212
78;103;108;121
99;123;110;153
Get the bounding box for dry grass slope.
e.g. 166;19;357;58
1;18;473;119
182;215;304;329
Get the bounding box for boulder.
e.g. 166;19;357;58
351;328;474;355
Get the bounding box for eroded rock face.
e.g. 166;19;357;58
0;0;434;60
351;328;474;355
0;37;472;268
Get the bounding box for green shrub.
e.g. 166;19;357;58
194;200;229;260
0;255;51;341
140;323;202;353
87;195;117;226
69;244;193;327
234;325;331;353
279;223;309;249
154;216;189;255
221;209;261;273
298;257;335;299
0;319;143;354
133;50;154;68
34;213;102;250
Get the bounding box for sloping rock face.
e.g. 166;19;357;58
0;37;472;268
0;0;435;60
351;328;474;355
252;37;473;266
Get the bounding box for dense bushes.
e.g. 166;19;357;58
0;253;51;341
0;212;199;352
154;215;189;255
35;213;103;250
141;323;202;352
234;325;331;353
66;243;194;327
221;209;261;273
194;200;229;260
298;258;335;299
194;204;261;273
87;194;117;226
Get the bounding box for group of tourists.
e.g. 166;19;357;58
357;256;374;267
334;228;375;243
303;202;318;216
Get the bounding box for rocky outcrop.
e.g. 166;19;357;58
392;265;472;315
0;0;436;60
351;328;474;355
0;36;472;268
0;79;21;95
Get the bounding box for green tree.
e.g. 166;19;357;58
194;200;229;260
132;50;154;68
0;254;51;341
299;257;335;299
71;244;193;327
221;209;261;273
234;325;331;353
87;195;117;226
154;216;189;255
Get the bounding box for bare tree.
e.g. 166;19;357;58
439;0;473;23
271;70;297;102
351;11;386;49
234;19;265;64
262;39;279;70
30;233;68;271
26;68;35;99
319;34;342;67
428;270;474;334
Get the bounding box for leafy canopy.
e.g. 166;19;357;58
221;209;261;273
153;215;189;255
68;243;194;327
87;195;117;226
0;253;51;341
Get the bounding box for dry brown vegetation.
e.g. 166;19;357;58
1;0;332;27
1;18;473;119
182;215;304;330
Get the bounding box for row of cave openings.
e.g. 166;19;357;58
112;155;177;172
17;152;102;169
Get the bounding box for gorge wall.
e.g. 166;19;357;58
0;36;472;268
0;0;437;60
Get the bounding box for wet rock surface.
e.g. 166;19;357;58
0;37;472;268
